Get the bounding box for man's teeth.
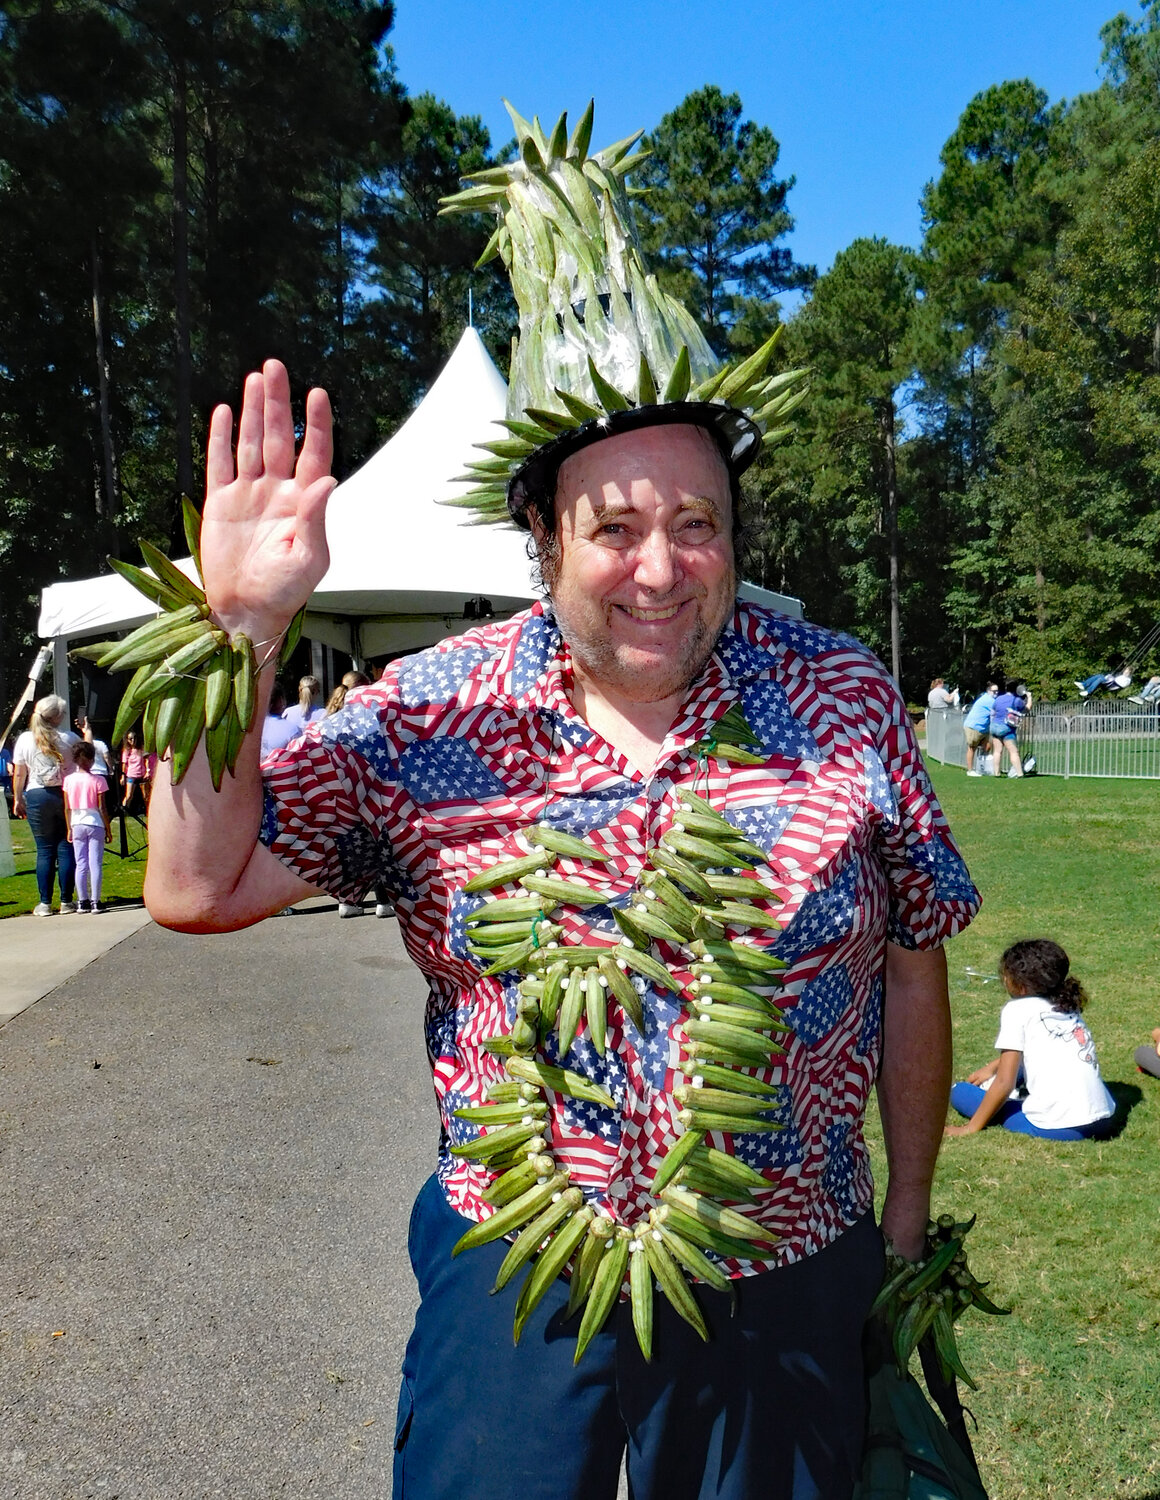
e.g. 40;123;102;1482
622;603;683;621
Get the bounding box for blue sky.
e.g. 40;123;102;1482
389;0;1122;285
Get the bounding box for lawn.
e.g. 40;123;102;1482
864;765;1160;1500
0;807;148;917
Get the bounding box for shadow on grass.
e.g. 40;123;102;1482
1102;1079;1144;1136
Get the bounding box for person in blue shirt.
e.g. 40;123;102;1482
963;682;998;776
990;679;1027;778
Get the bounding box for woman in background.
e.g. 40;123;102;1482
281;675;325;733
12;694;80;915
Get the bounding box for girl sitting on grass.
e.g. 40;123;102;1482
946;939;1116;1140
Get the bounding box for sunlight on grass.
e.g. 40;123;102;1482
867;764;1160;1499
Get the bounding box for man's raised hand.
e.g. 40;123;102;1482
201;360;334;649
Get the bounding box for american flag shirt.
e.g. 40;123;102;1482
260;600;979;1275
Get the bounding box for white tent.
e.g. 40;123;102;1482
37;327;800;696
37;329;537;665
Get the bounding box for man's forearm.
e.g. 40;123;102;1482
876;942;952;1260
144;664;316;932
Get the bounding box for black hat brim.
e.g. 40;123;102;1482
506;401;762;529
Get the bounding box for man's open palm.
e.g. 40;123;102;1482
201;359;334;645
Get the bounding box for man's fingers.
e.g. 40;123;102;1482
206;404;237;493
236;370;266;481
262;359;296;479
295;385;335;487
295;476;336;574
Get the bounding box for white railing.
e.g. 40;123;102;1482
924;701;1160;779
923;706;969;768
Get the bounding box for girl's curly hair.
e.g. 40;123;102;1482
999;939;1088;1013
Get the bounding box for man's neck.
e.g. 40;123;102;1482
568;673;683;778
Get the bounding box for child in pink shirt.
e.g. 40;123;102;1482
63;741;112;912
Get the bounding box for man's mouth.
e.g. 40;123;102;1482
618;602;687;622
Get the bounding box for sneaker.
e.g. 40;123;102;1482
58;901;78;915
338;902;362;918
92;902;107;915
1129;695;1144;705
375;902;395;918
1006;768;1023;778
966;770;982;777
78;900;92;914
32;902;54;917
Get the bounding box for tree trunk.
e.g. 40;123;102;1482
1035;562;1046;632
90;230;120;533
172;49;194;500
880;397;902;684
332;176;346;473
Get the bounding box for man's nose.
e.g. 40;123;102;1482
632;529;682;592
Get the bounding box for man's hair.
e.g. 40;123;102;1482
526;425;741;595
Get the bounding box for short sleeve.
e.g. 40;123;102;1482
850;654;980;950
994;999;1029;1053
259;682;408;904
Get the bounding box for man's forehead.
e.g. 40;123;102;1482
555;422;731;507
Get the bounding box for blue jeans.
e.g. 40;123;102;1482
949;1082;1114;1140
24;787;75;906
393;1174;883;1500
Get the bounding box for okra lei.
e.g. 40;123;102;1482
451;701;1010;1375
449;704;795;1362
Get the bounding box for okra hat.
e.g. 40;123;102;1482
438;100;807;530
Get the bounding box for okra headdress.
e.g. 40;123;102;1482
438;100;807;529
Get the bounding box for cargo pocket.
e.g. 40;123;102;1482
392;1377;414;1496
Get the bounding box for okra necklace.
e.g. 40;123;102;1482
448;700;793;1362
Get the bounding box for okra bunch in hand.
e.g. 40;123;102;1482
873;1212;1011;1389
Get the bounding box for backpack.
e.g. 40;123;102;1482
854;1321;989;1500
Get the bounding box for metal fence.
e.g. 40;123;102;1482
924;706;969;769
924;701;1160;779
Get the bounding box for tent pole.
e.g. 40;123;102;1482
53;638;70;718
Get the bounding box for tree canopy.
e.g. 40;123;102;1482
4;8;1160;709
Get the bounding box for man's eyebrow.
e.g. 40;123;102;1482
587;494;725;522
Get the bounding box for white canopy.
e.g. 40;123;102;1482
38;326;800;667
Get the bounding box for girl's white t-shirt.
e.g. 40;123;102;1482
995;995;1115;1129
13;728;80;789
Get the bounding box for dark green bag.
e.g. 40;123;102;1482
854;1321;989;1500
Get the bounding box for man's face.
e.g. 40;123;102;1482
538;423;736;706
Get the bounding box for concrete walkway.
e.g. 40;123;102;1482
1;904;154;1024
1;899;436;1498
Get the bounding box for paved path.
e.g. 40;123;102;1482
2;905;154;1024
1;902;435;1499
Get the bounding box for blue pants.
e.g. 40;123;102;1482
949;1082;1114;1140
24;787;75;906
393;1174;883;1500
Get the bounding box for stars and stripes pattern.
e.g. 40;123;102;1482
260;600;979;1274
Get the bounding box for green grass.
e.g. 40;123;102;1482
865;765;1160;1500
0;809;147;917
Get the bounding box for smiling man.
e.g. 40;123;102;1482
144;358;979;1500
534;422;737;768
141;99;979;1500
